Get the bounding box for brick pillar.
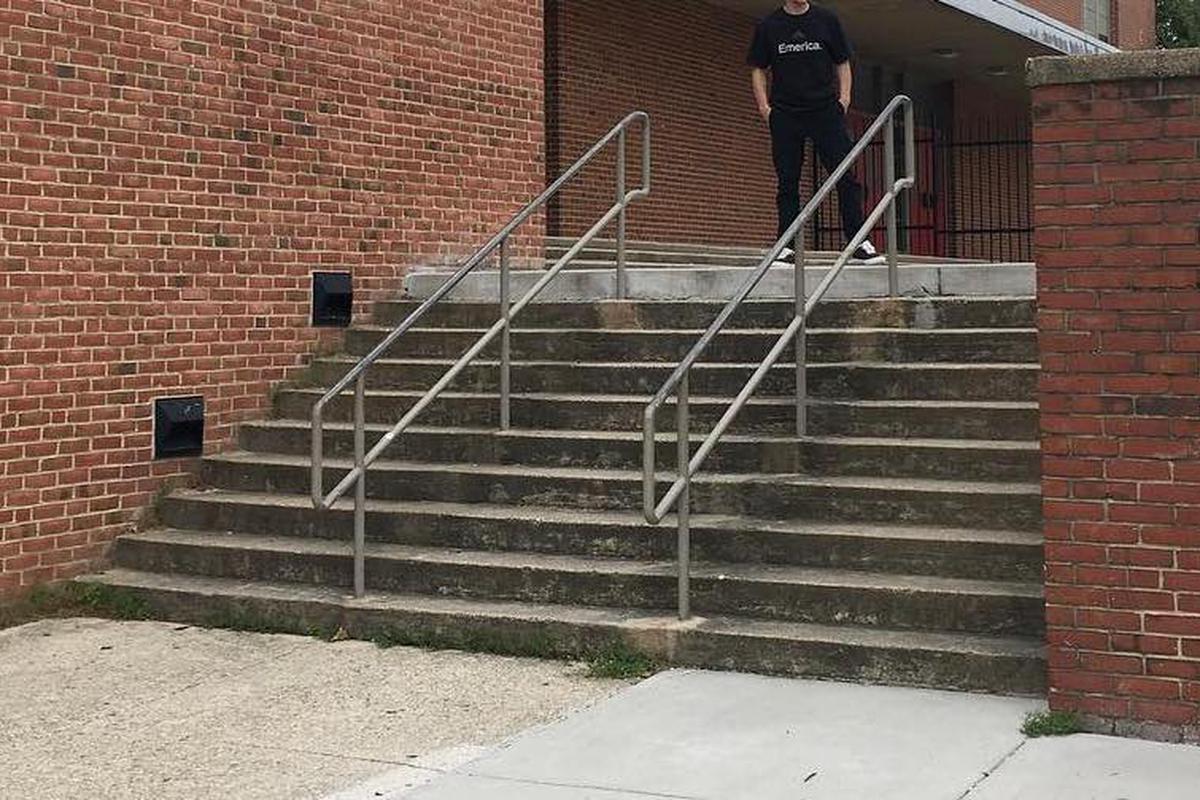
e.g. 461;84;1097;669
1030;50;1200;744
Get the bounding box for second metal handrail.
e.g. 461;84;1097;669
311;111;651;597
643;96;916;619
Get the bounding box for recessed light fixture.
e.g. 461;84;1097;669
985;65;1011;77
932;47;959;59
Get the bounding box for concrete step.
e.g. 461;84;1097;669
79;569;1048;695
296;361;1038;403
371;297;1037;331
201;453;1042;531
546;236;771;258
545;241;768;268
113;531;1044;637
241;422;1040;482
158;491;1044;582
542;238;983;267
342;327;1037;365
401;263;1036;302
278;389;1037;440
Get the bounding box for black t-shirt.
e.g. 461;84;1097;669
747;5;852;112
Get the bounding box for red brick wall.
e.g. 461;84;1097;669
1027;0;1084;28
1032;54;1200;742
0;0;544;598
1025;1;1157;50
1026;0;1084;29
1113;0;1157;50
546;0;778;247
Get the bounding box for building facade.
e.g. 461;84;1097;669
7;0;1195;743
548;0;1149;258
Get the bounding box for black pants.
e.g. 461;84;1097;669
770;103;865;243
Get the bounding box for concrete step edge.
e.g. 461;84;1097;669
82;569;1046;661
208;451;1042;495
281;387;1041;407
348;326;1039;336
165;490;1045;547
125;529;1044;599
305;359;1042;372
246;420;1041;452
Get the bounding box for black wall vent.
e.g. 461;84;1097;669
312;271;353;327
154;396;205;459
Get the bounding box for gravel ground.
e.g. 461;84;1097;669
0;618;627;800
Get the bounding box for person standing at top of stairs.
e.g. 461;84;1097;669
749;0;886;266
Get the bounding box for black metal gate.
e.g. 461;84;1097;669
812;113;1032;262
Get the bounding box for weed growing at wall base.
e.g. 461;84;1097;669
0;583;150;631
1022;710;1084;738
586;642;661;679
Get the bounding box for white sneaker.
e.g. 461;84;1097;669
772;246;796;267
852;241;886;265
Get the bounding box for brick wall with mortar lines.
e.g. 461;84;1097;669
0;0;544;598
1032;58;1200;741
1113;0;1157;50
1026;0;1083;29
547;0;781;247
1024;0;1156;50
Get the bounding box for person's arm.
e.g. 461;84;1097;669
836;61;852;111
752;67;771;121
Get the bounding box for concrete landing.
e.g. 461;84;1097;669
398;670;1200;800
402;263;1036;303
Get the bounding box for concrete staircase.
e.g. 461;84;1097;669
85;247;1045;695
406;238;1038;301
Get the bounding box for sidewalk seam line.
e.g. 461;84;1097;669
956;738;1028;799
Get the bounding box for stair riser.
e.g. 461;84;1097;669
247;426;805;474
77;578;1048;695
113;539;1044;636
554;255;766;268
158;497;1045;582
300;362;1037;403
278;392;1038;440
342;329;1037;365
201;460;1042;531
546;243;766;265
241;426;1040;482
677;632;1046;695
372;300;1036;331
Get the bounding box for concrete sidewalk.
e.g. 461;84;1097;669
5;619;1197;800
389;670;1200;800
0;618;625;800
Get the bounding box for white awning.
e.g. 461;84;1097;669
935;0;1117;55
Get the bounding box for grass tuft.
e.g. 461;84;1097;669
585;642;660;680
0;582;150;631
3;585;660;684
1022;710;1084;738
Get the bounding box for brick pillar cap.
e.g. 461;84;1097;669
1028;48;1200;86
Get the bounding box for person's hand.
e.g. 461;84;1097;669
838;97;850;112
759;105;772;122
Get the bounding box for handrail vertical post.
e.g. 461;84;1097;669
616;127;628;300
904;100;916;186
677;372;691;621
353;373;366;598
311;404;323;508
500;236;512;430
794;226;807;437
642;115;652;192
885;110;899;298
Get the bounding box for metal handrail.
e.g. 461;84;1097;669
642;96;916;620
312;111;651;597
